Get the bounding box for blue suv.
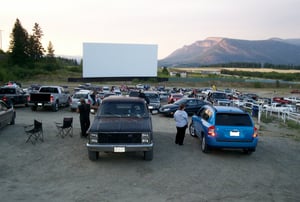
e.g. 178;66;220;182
189;105;258;154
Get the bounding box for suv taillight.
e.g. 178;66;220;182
253;127;258;138
50;95;54;102
208;126;216;137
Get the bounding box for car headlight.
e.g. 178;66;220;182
148;106;154;109
90;133;98;143
141;133;151;143
163;108;170;112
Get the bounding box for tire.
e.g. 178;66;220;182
243;148;255;154
52;102;59;112
189;122;197;137
201;135;209;153
88;150;99;161
144;149;153;161
10;113;15;125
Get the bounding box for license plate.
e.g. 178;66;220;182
230;131;240;136
114;147;125;152
152;110;158;114
38;103;43;106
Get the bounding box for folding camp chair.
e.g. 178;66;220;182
55;117;73;138
24;120;44;144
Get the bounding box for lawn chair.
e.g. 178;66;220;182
24;120;44;144
55;117;73;138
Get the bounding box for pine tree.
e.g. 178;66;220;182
28;23;45;61
9;18;29;65
47;41;55;58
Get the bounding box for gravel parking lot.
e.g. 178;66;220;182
1;106;300;202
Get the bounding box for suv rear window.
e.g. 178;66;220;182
0;88;16;94
215;113;252;126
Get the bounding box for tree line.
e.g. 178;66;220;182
206;62;300;69
221;69;300;81
0;18;80;82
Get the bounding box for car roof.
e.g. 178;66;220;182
203;105;246;114
214;106;246;113
102;96;144;103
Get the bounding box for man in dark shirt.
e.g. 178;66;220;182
77;98;90;137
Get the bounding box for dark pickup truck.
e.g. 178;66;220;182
0;86;29;107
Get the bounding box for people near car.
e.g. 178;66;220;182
77;98;91;138
90;90;99;109
173;104;188;146
138;90;150;105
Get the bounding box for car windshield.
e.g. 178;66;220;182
213;93;227;99
215;113;252;126
174;98;187;105
98;102;148;117
145;93;159;99
73;94;88;99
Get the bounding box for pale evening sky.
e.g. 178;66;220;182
1;0;299;59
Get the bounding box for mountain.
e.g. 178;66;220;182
158;37;300;66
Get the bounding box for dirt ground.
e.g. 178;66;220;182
0;101;299;202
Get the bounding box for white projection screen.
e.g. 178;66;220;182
83;43;158;78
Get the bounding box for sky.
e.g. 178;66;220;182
1;0;300;59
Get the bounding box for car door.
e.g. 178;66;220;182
0;102;10;128
185;99;198;114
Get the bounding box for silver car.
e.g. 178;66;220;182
0;100;16;129
70;90;94;111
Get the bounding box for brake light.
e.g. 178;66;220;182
50;95;54;102
253;127;258;138
27;96;30;102
208;126;216;137
2;96;7;102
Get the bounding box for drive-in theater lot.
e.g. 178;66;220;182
0;106;300;202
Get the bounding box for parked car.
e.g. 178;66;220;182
273;97;291;104
0;100;16;129
86;96;154;161
158;91;169;101
206;91;231;106
0;86;29;107
189;105;258;154
70;90;94;112
168;93;183;104
144;91;161;114
159;98;208;117
28;86;70;111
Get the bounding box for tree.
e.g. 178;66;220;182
46;41;55;58
28;23;45;61
9;18;29;65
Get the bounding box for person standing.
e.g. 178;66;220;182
77;98;91;137
174;104;188;145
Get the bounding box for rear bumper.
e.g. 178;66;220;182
207;136;258;149
86;143;154;152
28;102;53;107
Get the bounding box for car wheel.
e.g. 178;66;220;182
10;113;15;125
243;148;255;154
144;149;153;161
189;122;197;137
52;102;59;112
201;135;209;153
88;150;99;161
